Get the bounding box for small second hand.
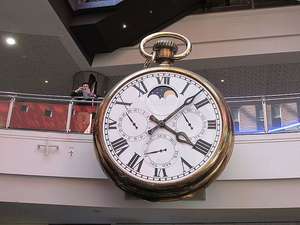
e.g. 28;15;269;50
126;112;138;129
182;112;193;130
145;148;167;155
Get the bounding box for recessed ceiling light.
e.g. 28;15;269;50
220;79;225;83
149;10;153;14
5;37;16;46
44;80;49;84
122;23;127;29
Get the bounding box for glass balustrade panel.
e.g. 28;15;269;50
227;99;265;135
9;98;69;132
265;96;300;134
70;99;99;134
0;96;11;128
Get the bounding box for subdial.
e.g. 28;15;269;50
118;108;150;142
144;133;179;168
146;85;180;116
171;107;206;140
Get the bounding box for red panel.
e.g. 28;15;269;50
0;100;9;128
70;104;97;133
10;101;68;131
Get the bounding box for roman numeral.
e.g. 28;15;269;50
180;82;190;95
154;168;167;177
133;81;148;96
127;152;144;172
193;139;212;155
207;120;216;129
156;76;170;85
115;101;132;106
194;98;209;109
111;137;129;156
108;118;117;129
181;157;193;172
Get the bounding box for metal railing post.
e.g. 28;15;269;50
66;101;73;133
5;97;15;128
262;96;269;133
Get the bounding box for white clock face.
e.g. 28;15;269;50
102;71;222;183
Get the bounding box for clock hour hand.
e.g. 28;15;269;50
148;90;201;135
126;112;138;129
182;112;193;130
149;115;194;146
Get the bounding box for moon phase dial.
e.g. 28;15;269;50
148;85;178;99
171;107;206;140
144;133;179;168
118;108;150;142
146;85;180;116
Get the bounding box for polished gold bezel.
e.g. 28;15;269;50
93;66;234;201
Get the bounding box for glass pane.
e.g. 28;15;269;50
70;100;99;134
266;97;300;134
10;98;69;132
227;98;265;135
0;97;10;128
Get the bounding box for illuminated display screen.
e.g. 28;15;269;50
68;0;123;11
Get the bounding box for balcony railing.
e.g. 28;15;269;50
0;91;299;135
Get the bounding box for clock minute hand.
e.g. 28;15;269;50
163;90;202;123
149;115;194;146
148;90;201;135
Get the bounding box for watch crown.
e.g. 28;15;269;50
152;40;178;65
153;40;178;53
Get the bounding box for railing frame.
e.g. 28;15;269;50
262;96;269;133
0;91;300;135
66;101;74;133
5;97;15;129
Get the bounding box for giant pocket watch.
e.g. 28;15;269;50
94;32;234;201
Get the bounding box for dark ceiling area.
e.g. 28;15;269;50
49;0;300;64
49;0;206;63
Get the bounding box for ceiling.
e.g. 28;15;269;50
0;32;79;95
0;0;300;97
50;0;300;62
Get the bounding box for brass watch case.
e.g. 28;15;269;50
93;66;234;201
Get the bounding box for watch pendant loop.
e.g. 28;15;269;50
139;32;192;62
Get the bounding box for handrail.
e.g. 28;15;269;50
0;91;104;101
0;90;299;135
1;95;102;104
0;91;72;99
225;92;300;100
1;90;300;102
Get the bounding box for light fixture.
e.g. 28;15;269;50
5;37;16;46
122;23;127;29
220;79;225;83
44;80;49;84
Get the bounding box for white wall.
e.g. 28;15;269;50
0;129;300;181
93;6;300;68
0;129;300;222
